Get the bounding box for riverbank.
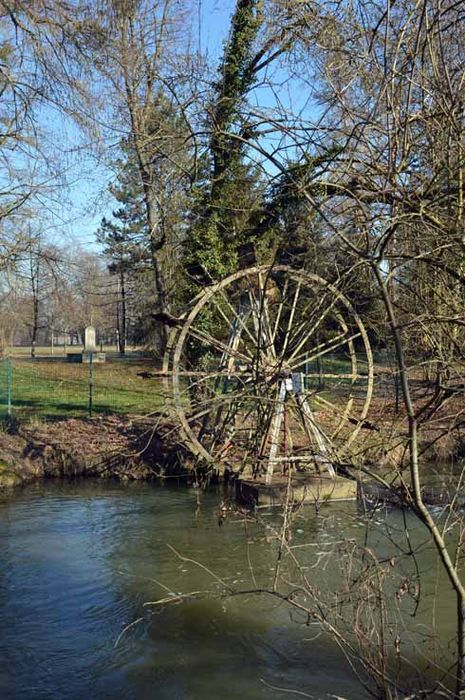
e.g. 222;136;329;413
1;398;464;509
0;415;192;488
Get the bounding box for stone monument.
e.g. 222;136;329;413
67;325;106;363
85;325;96;351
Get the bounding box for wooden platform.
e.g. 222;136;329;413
235;474;357;508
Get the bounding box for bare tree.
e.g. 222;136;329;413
261;2;465;696
85;0;195;355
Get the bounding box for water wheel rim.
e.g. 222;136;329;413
170;265;374;466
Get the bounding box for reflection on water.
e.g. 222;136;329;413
0;480;457;699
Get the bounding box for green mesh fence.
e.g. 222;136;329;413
303;352;372;391
0;352;395;423
0;359;12;419
0;357;164;422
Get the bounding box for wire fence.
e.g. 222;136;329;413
0;356;164;422
0;351;401;423
0;359;12;419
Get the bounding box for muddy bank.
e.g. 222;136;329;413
0;415;192;488
1;411;463;513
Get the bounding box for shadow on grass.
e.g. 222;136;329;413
4;397;156;422
8;398;88;420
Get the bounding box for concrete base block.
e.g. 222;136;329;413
236;474;357;508
67;352;106;363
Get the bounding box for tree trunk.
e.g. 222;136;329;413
119;268;126;355
373;263;465;699
30;270;39;359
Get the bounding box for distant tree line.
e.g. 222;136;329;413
0;235;143;354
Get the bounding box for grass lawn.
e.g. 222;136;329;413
0;351;375;423
0;358;166;421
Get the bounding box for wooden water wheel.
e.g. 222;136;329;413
164;265;374;481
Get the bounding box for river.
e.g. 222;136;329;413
0;480;458;699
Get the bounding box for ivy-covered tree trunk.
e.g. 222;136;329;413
187;0;265;280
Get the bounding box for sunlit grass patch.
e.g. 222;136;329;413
1;359;165;421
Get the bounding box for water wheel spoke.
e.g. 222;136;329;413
183;383;278;421
175;378;255;415
279;279;302;360
288;328;350;368
313;394;355;427
257;271;277;357
271;277;289;345
200;390;280;462
209;296;247;345
305;372;367;380
217;288;259;348
290;331;362;373
285;288;339;356
188;327;252;365
177;368;253;388
284;398;337;467
184;391;247;419
248;273;276;359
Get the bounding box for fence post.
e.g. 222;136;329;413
88;352;93;418
6;358;12;417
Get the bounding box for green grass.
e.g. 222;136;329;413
0;358;166;421
0;351;374;423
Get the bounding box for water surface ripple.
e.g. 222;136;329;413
0;479;449;699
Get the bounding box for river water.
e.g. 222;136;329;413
0;480;458;699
